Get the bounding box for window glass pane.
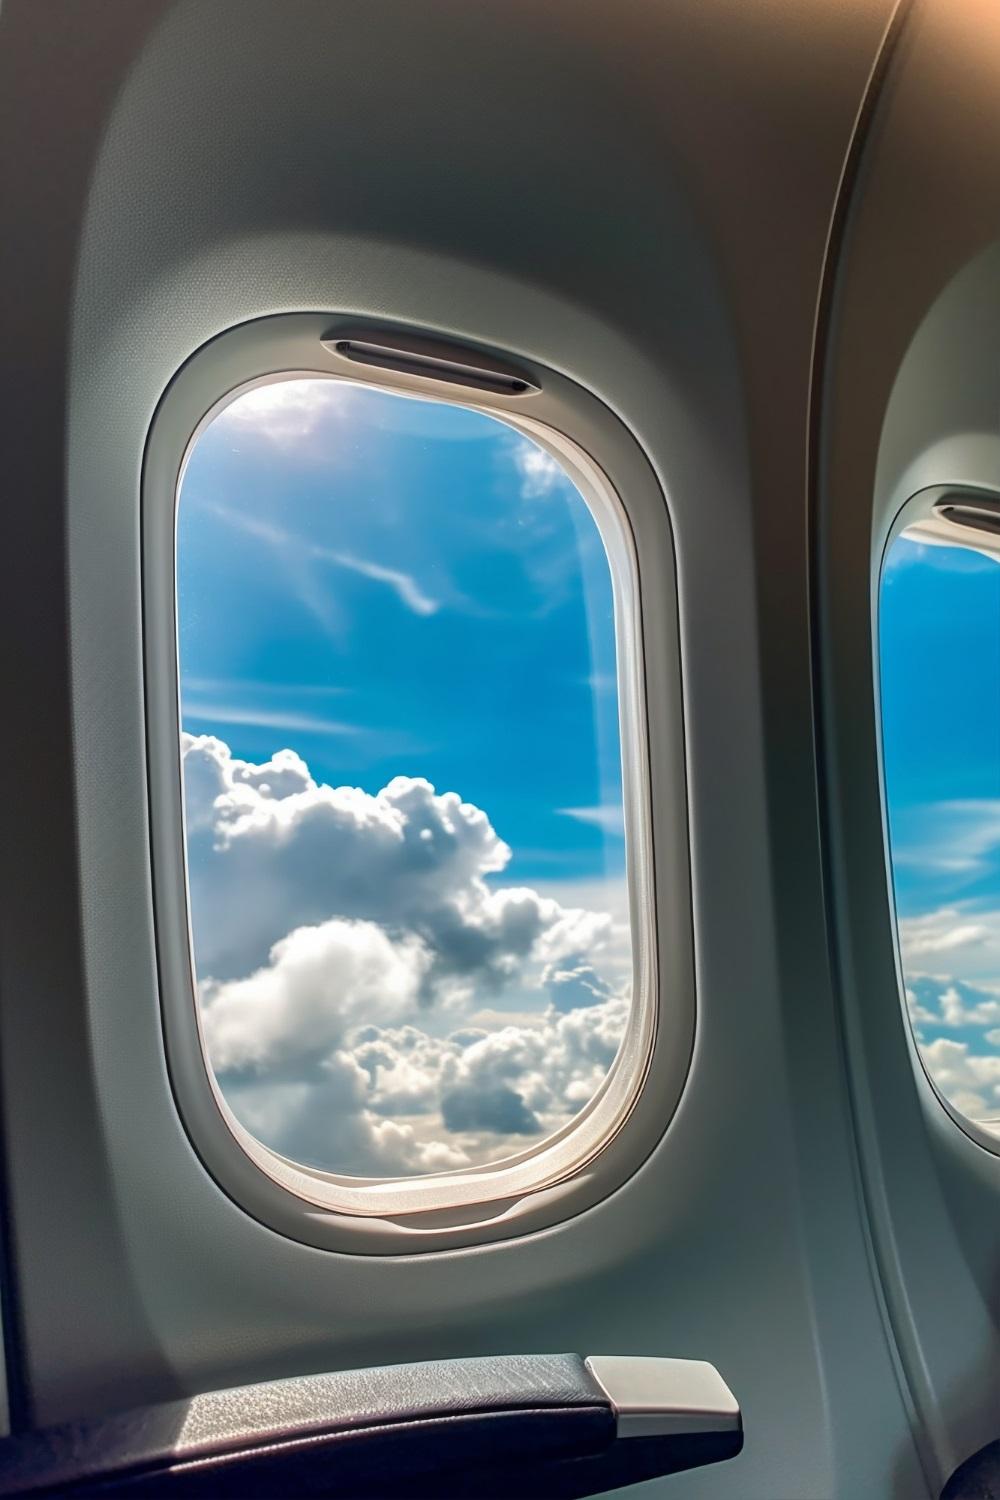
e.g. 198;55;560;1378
177;378;633;1178
881;527;1000;1135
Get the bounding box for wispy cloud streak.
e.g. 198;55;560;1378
208;503;440;618
313;548;439;616
557;805;625;836
183;704;360;735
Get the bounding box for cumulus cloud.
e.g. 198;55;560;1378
544;961;614;1013
202;918;429;1074
221;1057;472;1177
206;920;629;1171
900;910;994;958
442;1085;540;1136
898;906;1000;982
918;1037;1000;1122
184;734;630;1174
905;974;1000;1031
183;734;613;991
202;915;469;1175
902;974;1000;1126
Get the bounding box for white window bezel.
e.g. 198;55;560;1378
144;313;693;1252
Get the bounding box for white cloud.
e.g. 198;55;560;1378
898;907;1000;979
904;986;938;1026
183;734;632;1174
891;800;1000;878
204;504;346;636
904;973;1000;1031
544;961;613;1013
515;443;564;499
919;1037;1000;1121
321;551;438;616
183;704;360;736
208;501;441;621
222;1061;471;1177
938;983;1000;1028
183;734;615;990
902;970;1000;1127
214;379;349;448
202;917;429;1074
208;505;295;551
557;805;625;837
201;915;475;1175
900;914;993;957
206;917;629;1170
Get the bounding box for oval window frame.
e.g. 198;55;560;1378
144;312;693;1252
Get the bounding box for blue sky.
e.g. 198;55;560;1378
880;535;1000;1123
176;378;631;1175
178;379;624;887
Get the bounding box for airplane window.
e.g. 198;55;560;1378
880;520;1000;1139
176;377;637;1182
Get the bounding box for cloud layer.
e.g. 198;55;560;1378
902;910;1000;1122
183;735;611;991
184;734;630;1174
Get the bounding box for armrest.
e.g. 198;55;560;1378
0;1353;742;1497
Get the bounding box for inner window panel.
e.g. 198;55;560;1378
176;377;634;1179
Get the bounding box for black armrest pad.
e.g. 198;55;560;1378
0;1355;613;1497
